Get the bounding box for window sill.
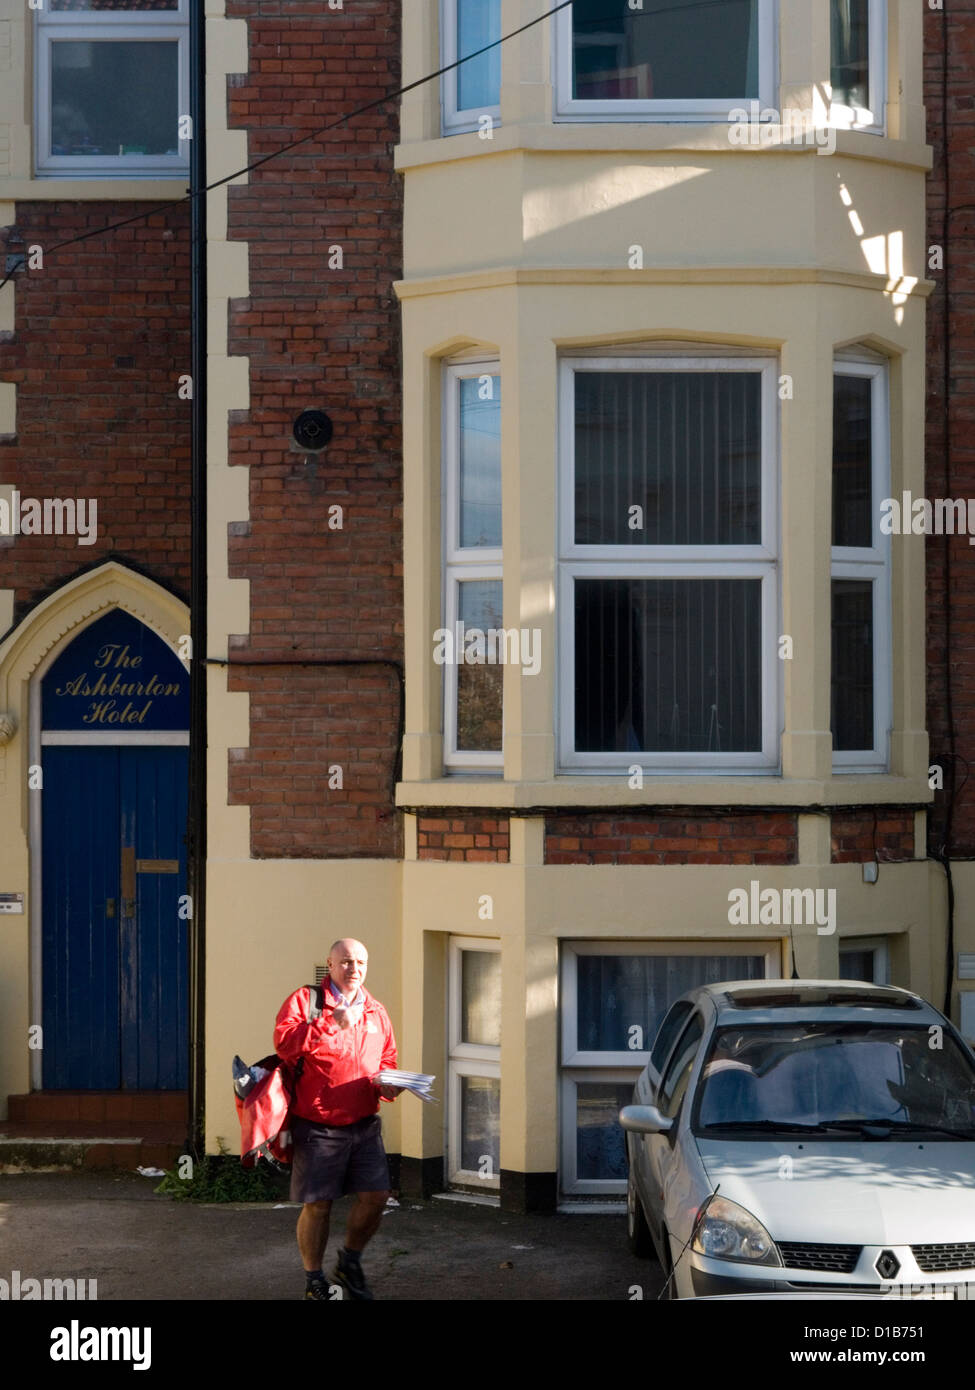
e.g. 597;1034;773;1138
396;775;933;812
1;178;190;200
394;123;932;173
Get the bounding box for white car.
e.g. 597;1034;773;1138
620;980;975;1299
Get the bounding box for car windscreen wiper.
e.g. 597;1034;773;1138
814;1118;975;1142
699;1120;829;1134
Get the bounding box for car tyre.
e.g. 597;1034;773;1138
626;1168;653;1258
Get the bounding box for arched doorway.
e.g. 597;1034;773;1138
39;609;190;1089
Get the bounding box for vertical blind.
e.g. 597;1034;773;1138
574;370;762;546
574;577;763;753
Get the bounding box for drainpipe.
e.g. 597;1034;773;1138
187;0;207;1157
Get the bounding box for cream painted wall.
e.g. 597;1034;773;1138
389;0;937;1193
205;860;403;1154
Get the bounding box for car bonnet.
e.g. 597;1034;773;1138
695;1138;975;1246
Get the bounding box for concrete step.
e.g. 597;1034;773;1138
0;1125;184;1173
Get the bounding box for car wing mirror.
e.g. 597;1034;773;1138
619;1104;673;1136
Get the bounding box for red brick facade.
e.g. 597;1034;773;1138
0;202;192;624
924;5;975;856
830;810;915;865
417;815;510;863
544;812;799;866
222;0;403;859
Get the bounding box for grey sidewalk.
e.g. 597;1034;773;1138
0;1172;663;1301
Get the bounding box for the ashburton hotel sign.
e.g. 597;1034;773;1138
42;610;189;732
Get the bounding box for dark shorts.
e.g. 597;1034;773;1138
289;1113;390;1204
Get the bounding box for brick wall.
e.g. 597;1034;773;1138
925;4;975;856
544;812;799;866
0;202;192;624
830;809;915;865
417;815;510;863
223;0;403;859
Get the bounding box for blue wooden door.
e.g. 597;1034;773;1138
42;746;189;1089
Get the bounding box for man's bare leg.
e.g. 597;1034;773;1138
344;1190;389;1253
297;1199;332;1271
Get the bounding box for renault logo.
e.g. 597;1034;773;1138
875;1250;900;1280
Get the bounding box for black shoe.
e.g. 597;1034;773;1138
330;1250;374;1301
304;1276;333;1301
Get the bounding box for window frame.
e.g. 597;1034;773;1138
830;357;891;772
829;0;887;135
553;0;777;124
560;939;780;1068
838;936;891;985
35;0;190;179
442;359;504;772
441;0;502;137
446;936;502;1193
557;353;781;775
559;940;778;1197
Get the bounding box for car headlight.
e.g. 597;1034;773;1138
691;1197;782;1266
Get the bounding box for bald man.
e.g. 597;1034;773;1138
274;939;400;1301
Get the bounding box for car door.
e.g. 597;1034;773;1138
643;1011;706;1240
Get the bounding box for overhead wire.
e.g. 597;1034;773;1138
0;0;572;293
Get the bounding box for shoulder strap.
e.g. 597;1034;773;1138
305;982;324;1022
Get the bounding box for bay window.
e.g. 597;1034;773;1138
441;0;502;135
35;0;189;178
830;0;886;132
555;0;774;122
443;362;503;770
558;354;779;774
831;358;891;769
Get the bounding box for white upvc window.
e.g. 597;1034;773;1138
447;937;501;1193
442;360;503;772
35;0;190;179
554;0;775;123
441;0;502;136
829;0;886;134
558;353;780;776
559;941;777;1197
838;936;891;984
831;358;891;772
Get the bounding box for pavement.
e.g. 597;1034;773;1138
0;1171;664;1301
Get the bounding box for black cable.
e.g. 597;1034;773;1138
0;0;573;294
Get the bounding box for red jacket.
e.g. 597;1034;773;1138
273;984;398;1126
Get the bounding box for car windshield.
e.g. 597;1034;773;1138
693;1022;975;1138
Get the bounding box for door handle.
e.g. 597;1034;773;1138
106;898;116;919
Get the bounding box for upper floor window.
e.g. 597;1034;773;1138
35;0;189;178
442;0;501;136
555;0;774;122
442;361;503;770
831;358;890;770
558;354;779;775
830;0;886;133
